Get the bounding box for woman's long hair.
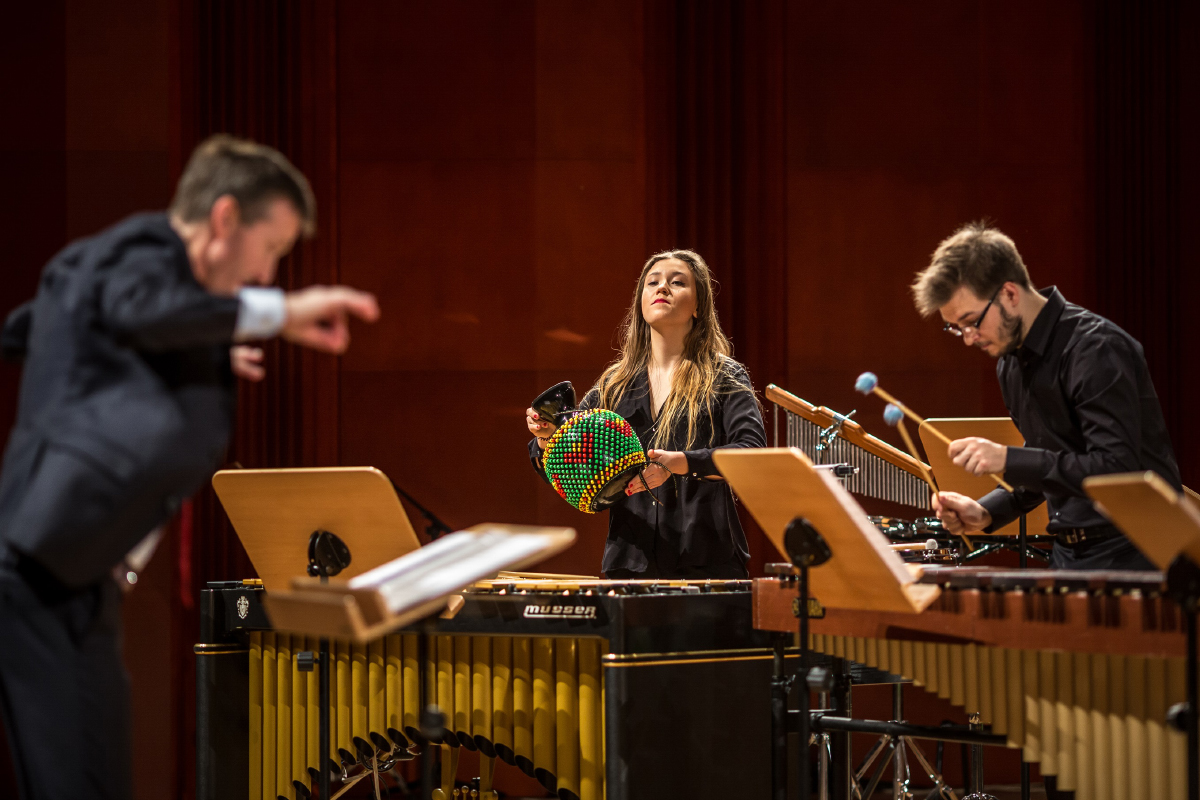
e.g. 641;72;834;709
594;249;747;449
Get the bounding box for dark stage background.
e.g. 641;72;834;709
1;1;1196;797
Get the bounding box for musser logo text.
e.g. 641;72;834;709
522;603;598;620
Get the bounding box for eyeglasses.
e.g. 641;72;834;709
943;288;1001;338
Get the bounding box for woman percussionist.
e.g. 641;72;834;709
525;250;766;579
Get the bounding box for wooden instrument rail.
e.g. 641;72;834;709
753;571;1193;800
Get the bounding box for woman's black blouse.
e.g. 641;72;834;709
528;361;766;577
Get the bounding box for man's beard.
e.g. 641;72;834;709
997;305;1025;356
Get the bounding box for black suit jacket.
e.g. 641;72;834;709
0;213;240;588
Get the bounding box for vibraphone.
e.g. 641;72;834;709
754;566;1195;800
197;577;778;800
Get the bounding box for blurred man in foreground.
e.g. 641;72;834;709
0;135;379;800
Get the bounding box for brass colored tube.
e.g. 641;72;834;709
369;638;386;740
292;635;307;791
386;635;402;741
249;632;263;800
402;634;421;744
306;636;320;775
1022;649;1040;758
352;643;369;745
262;633;277;800
454;636;474;749
1127;656;1148;798
512;637;533;773
1146;657;1167;800
276;635;291;798
578;638;602;800
437;636;455;746
553;639;579;798
1005;648;1023;745
472;637;493;754
491;637;513;763
337;639;352;759
532;637;557;789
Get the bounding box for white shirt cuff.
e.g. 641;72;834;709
234;287;286;341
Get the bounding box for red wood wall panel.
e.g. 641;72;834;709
784;1;1090;456
337;0;647;576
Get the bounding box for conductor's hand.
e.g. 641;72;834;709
230;346;265;381
931;491;992;535
626;449;686;495
282;286;380;354
527;408;557;449
948;436;1007;477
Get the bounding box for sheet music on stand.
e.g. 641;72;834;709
267;523;576;641
347;525;575;614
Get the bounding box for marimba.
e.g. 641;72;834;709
197;577;778;800
754;566;1195;800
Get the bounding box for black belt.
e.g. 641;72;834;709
1053;525;1122;545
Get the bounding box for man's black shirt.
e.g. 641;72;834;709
978;287;1181;536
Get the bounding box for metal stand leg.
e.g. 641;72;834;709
1018;514;1027;569
798;565;814;800
830;667;852;800
319;637;332;800
961;713;997;799
771;632;790;800
1020;761;1031;800
893;685;909;800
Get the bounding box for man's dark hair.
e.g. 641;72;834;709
910;222;1033;317
169;134;316;236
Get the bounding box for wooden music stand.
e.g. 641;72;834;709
212;466;422;592
715;447;941;800
1083;471;1200;799
714;447;939;614
1082;471;1200;570
918;417;1050;539
212;467;576;800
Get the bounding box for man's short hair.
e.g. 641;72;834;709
910;222;1033;317
169;135;316;236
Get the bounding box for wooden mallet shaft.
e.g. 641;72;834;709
893;417;939;496
860;372;1014;492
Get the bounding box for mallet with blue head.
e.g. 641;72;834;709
858;372;1013;492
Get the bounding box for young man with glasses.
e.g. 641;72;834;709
909;222;1178;570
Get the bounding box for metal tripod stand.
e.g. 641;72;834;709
847;684;996;800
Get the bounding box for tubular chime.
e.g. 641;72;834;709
767;384;932;511
754;567;1196;800
247;632;604;800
